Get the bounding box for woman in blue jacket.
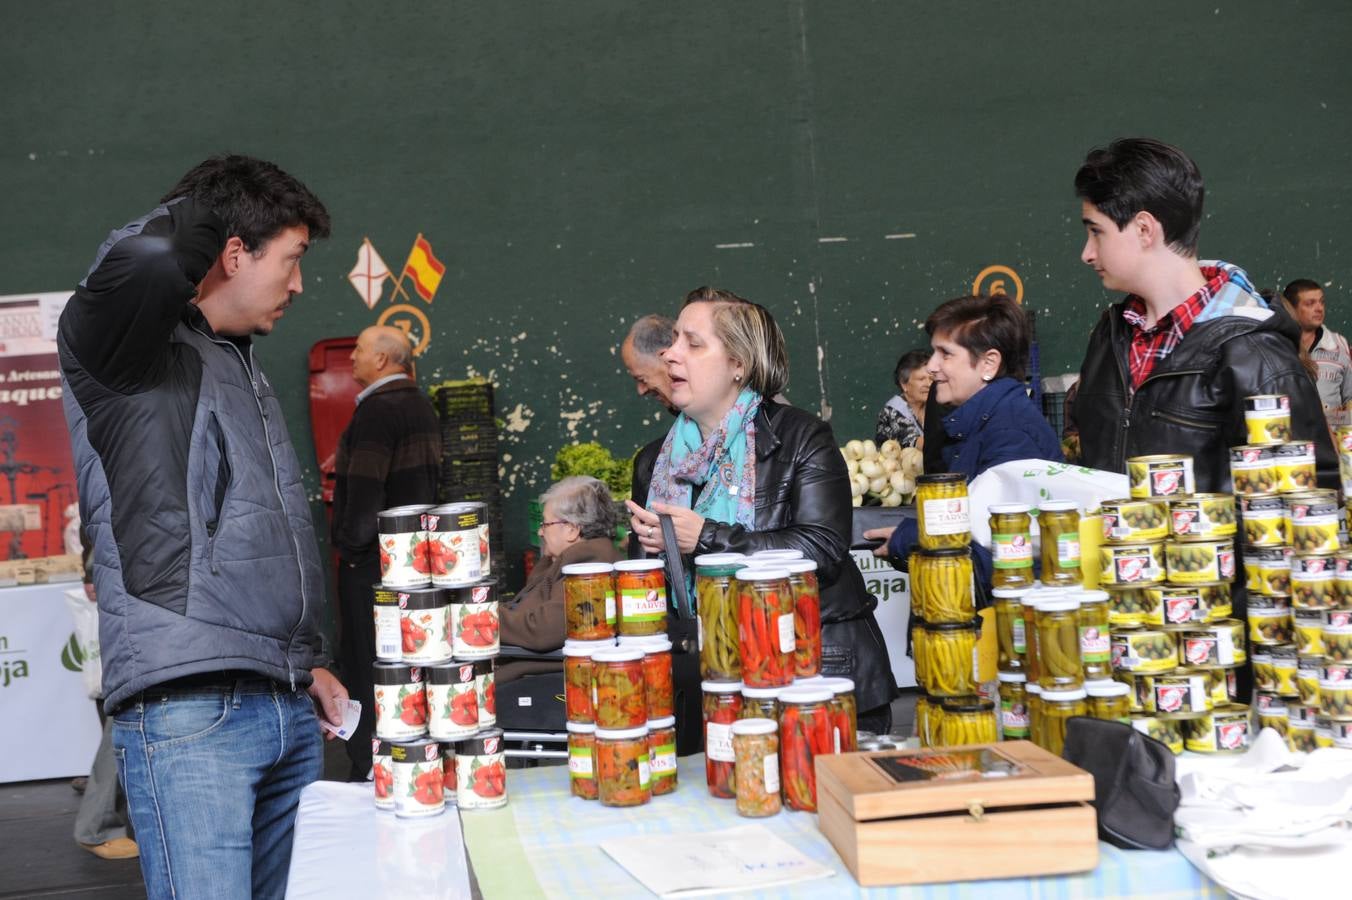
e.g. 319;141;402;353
865;294;1063;588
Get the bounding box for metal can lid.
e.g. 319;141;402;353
425;661;477;684
372;662;420;684
730;718;778;736
818;677;856;695
1026;683;1044;695
457;727;505;755
917;473;966;484
991;587;1027;599
613;559;665;572
750;549;805;561
562;639;617;657
1037;598;1082;612
618;635;673;653
1039;500;1079;512
997;671;1028;684
591;648;645;664
701;680;743;694
940;696;995;713
1071;589;1111;605
735;567;790;581
988;503;1032;515
782;559;819;574
922;619;982;632
647;716;676;730
740;684;784;699
377;505;433;532
914;547;970;559
566;721;596;735
560;562;616;576
595;726;649;741
1042;687;1089;702
391;586;450;609
1085;680;1130;697
694;553;747;567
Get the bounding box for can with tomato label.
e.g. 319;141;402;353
475;658;496;729
372;585;404;662
427;662;480;741
426;502;485;587
449;579;499;660
396;587;452;664
373;662;428;741
456;727;508;810
372;738;394;809
391;737;445;817
377;505;434;587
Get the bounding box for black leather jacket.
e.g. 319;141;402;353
1074;299;1337;492
632;400;897;713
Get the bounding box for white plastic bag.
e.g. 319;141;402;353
968;459;1129;549
63;588;102;700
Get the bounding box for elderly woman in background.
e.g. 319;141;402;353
498;476;622;682
875;349;931;447
628;287;896;736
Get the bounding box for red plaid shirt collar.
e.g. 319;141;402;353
1120;266;1228;390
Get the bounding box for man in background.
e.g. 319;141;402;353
620;313;678;415
1283;278;1352;429
331;325;440;780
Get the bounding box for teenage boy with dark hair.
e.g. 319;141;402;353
1071;138;1336;492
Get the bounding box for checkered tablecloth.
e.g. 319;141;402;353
459;755;1225;899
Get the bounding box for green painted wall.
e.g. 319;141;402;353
5;1;1351;593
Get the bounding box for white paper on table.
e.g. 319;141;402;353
600;824;835;898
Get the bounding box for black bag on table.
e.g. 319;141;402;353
658;513;703;756
1061;716;1181;850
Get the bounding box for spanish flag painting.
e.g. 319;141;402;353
401;234;446;302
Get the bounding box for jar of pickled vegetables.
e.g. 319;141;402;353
566;721;598;799
1040;687;1089;756
620;635;674;721
613;559;668;636
595;726;652;807
910;548;974;624
702;681;743;798
1086;680;1131;723
1039;501;1083;586
647;716;678;795
1075;590;1112;681
1020;593;1044;685
592;648;647;729
916;473;971;550
562;638;614;724
921;620;980;697
778;687;835;812
997;671;1030;740
1035;597;1084;690
731;718;781;817
989;503;1035;588
939;697;998;747
694;553;745;681
821;677;858;752
1026;683;1044;749
992;587;1026;672
911;621;929;689
733;568;795;688
739;684;782;721
914;693;932;746
783;559;822;677
560;562;616;640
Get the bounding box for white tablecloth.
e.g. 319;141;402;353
0;581;101;782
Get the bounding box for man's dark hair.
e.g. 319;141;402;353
1283;279;1322;304
892;349;930;391
626;314;675;358
161;154;331;253
924;294;1030;382
1074;138;1204;256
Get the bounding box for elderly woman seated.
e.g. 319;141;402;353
498;475;622;682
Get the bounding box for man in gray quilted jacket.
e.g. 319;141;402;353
59;155;348;900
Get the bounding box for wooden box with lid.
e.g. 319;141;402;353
816;741;1098;886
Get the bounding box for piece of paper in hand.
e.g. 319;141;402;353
600;823;835;898
320;699;362;741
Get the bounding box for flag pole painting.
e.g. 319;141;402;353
347;234;446;356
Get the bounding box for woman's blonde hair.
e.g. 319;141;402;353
683;286;789;397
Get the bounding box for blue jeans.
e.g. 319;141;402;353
113;678;323;900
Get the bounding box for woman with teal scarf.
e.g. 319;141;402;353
628;288;896;740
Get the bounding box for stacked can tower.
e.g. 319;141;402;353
370;503;504;817
693;548;844;815
1234;395;1352;751
561;559;679;806
908;473;1002;749
1091;454;1249;755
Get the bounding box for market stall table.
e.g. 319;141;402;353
288;754;1228;898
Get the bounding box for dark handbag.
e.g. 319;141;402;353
655;513;703;755
1061;716;1180;850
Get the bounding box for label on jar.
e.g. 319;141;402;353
621;588;666;623
922;497;970;535
638;757;652;790
778;614;796;653
605;592;617;625
1012;617;1027;655
1079;625;1110;663
1001;698;1030;736
1057;534;1081;568
993;533;1033;568
707;722;735;762
650;742;677;777
764;753;780;793
568;745;594;778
